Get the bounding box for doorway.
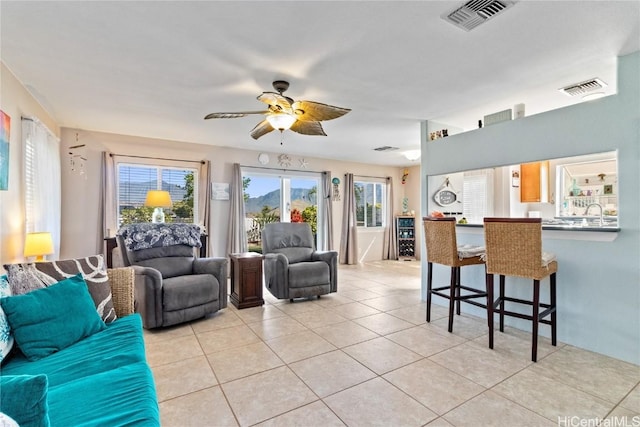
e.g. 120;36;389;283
242;169;323;251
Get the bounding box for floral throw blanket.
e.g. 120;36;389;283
117;223;202;251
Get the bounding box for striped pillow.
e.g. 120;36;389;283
0;274;14;364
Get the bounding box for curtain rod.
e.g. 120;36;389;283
349;173;390;180
110;153;205;164
241;165;326;174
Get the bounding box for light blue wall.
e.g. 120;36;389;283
420;51;640;364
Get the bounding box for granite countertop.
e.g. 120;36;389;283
456;221;620;232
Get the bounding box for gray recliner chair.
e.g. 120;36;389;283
117;223;227;328
262;222;338;301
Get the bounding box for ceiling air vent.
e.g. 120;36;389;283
559;78;607;97
373;146;399;152
443;0;515;31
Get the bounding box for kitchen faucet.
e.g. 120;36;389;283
584;203;604;226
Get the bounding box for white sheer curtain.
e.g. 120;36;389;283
22;118;61;258
227;163;247;255
320;172;333;251
382;176;397;260
198;160;211;256
339;173;358;265
100;152;118;240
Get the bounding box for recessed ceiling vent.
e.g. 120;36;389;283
373;146;399;152
443;0;515;31
559;78;607;97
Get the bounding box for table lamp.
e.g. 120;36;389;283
24;232;54;261
144;190;172;223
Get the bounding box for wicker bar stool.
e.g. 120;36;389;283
483;217;558;362
423;217;487;333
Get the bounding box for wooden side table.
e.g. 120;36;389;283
229;252;265;309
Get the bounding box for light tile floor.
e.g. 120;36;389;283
146;261;640;427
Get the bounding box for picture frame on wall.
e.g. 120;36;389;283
0;110;10;191
211;182;230;200
603;184;613;195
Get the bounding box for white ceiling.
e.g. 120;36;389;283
1;1;639;167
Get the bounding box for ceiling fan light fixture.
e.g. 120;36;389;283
266;113;297;131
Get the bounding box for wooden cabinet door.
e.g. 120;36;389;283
520;161;549;203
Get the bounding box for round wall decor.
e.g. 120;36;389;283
258;153;270;165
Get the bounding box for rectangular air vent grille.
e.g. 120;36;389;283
443;0;514;31
559;78;607;97
373;146;399;152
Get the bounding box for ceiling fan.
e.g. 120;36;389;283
204;80;351;140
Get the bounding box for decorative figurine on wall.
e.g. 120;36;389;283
402;197;409;214
402;168;409;184
332;177;341;201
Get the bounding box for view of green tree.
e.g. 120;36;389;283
255;205;280;228
120;206;154;224
243;177;251;202
308;185;317;204
302;205;317;234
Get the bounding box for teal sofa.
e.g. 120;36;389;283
0;267;160;426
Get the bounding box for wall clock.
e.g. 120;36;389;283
258;153;269;165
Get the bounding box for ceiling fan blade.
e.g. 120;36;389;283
250;120;275;140
290;120;327;136
257;92;294;114
292;101;351;122
204;111;268;120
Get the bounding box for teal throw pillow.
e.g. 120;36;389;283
0;374;50;427
0;274;14;363
0;274;106;361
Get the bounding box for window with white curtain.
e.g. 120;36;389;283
462;168;494;224
355;179;386;228
23;118;61;255
116;161;199;226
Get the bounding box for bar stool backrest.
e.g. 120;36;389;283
483;217;543;279
423;217;459;267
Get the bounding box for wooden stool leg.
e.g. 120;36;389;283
455;267;461;315
499;275;505;332
448;266;456;333
486;273;494;349
550;272;557;347
532;279;540;362
426;262;433;322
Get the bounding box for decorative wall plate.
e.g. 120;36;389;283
278;154;292;167
258;153;270;165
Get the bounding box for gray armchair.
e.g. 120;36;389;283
117;223;227;329
262;222;338;301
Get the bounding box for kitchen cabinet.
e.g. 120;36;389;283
396;216;416;260
520;161;549;203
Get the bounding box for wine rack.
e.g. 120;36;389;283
396;216;416;260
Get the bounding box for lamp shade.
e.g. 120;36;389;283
266;114;296;131
144;190;173;208
24;232;54;260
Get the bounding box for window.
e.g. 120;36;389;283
23;119;61;247
355;180;385;227
242;169;323;249
116;162;199;226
